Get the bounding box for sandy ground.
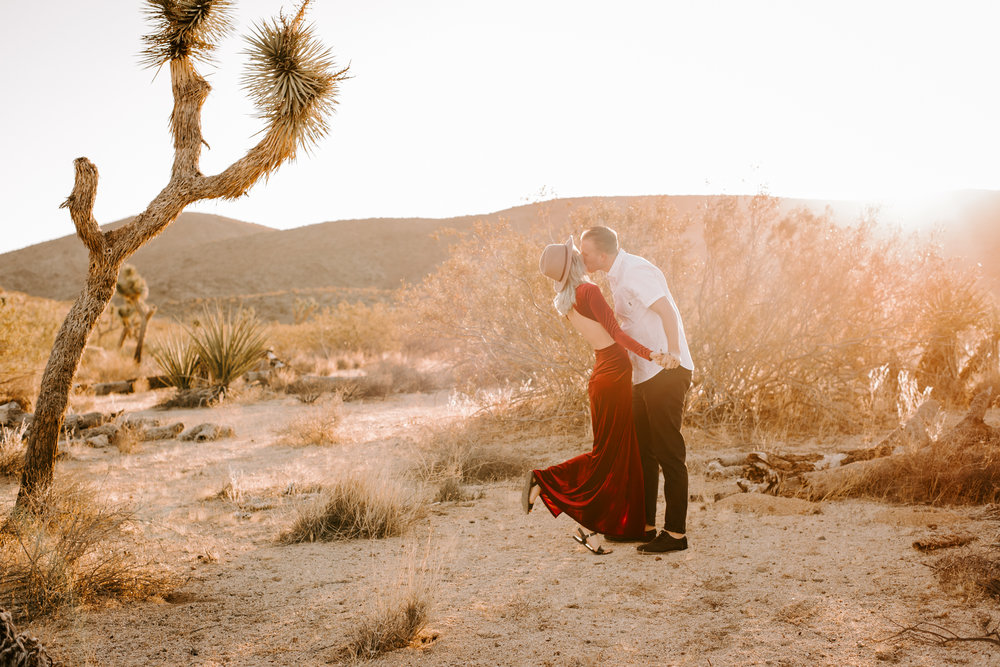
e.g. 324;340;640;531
3;389;999;666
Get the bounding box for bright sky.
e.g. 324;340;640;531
1;1;998;254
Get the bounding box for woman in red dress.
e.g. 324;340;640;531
526;237;671;554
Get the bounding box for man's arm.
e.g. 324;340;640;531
649;297;681;359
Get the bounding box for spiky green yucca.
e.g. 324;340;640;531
150;335;201;390
186;306;268;390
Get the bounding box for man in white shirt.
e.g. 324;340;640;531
580;225;693;553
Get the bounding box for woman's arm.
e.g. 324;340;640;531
579;284;653;360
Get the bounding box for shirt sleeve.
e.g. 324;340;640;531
579;284;653;360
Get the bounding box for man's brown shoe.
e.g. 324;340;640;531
636;531;688;553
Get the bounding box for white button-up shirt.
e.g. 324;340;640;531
607;250;694;384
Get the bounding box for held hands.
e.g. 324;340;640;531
651;351;681;370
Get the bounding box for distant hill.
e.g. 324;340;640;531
2;193;997;321
0;213;274;302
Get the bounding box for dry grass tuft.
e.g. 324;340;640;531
0;481;177;622
934;553;1000;602
432;477;471;503
111;420;142;455
413;416;530;485
275;397;344;446
279;474;422;543
214;470;324;513
341;594;429;661
338;546;435;662
0;423;27;478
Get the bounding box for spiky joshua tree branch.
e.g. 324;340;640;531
12;0;348;515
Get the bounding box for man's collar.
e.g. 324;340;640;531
607;250;627;281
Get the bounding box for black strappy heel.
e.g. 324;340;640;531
573;527;612;555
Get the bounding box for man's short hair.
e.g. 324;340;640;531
581;226;618;255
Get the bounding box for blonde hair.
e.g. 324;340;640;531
553;252;591;315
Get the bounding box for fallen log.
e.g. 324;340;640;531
735;390;1000;504
93;380;135;396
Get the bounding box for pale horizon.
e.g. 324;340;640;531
2;0;999;254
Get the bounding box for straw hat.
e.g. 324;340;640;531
539;236;577;292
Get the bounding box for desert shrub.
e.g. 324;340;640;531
279;474;422;543
339;549;434;661
187;306;269;390
0;481;176;622
275;398;344;446
111;420;141;454
0;423;27;478
409;219;592;427
413;415;530;484
0;292;64;407
341;592;429;661
269;300;401;360
915;271;1000;405
432;476;469;502
934;553;1000;602
825;446;1000;506
411;195;999;437
339;358;448;401
151;305;268;396
150;333;201;390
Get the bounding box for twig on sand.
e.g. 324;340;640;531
884;619;1000;648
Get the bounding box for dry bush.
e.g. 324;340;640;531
0;292;65;408
0;423;27;478
341;593;429;661
275;398;344;446
339;358;448;401
934;553;1000;602
410;196;999;438
279;474;422;543
413;415;530;485
408;219;592;427
339;548;434;662
432;476;470;503
824;446;1000;505
76;346;143;385
268;300;401;361
214;469;323;513
0;481;176;622
111;420;141;455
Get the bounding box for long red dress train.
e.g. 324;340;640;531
533;283;650;539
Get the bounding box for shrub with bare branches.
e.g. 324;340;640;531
409;220;592;428
0;481;176;622
0;423;27;479
411;195;999;437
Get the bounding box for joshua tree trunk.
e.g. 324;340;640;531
12;0;347;516
133;302;156;364
16;257;120;504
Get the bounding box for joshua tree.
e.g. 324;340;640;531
13;0;348;515
116;264;156;363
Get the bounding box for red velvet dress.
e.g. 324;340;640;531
533;282;651;539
